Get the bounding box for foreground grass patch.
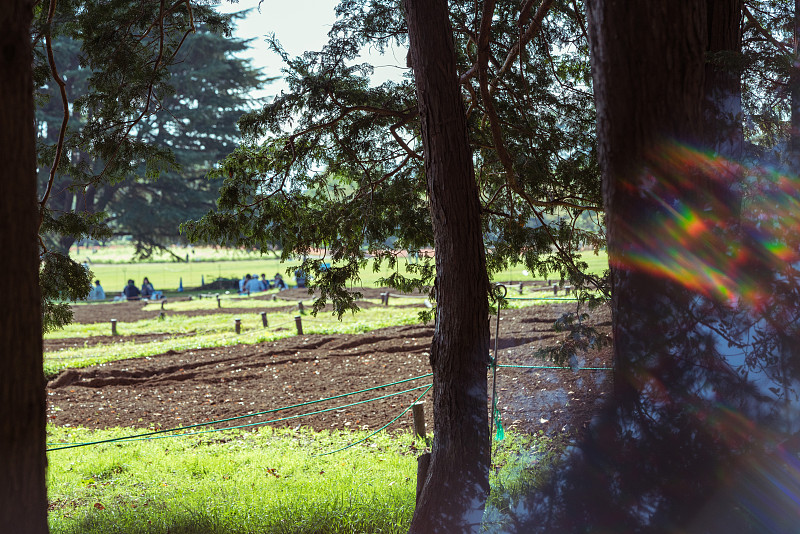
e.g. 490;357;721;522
47;426;416;534
48;426;559;534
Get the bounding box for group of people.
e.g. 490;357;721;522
87;268;310;301
238;273;289;294
88;277;162;302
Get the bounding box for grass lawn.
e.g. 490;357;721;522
47;426;558;534
75;245;608;293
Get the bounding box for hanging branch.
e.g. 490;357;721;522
476;0;607;295
39;0;70;236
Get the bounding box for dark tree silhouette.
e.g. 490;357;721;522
0;0;48;532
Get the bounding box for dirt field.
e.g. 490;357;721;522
46;288;612;438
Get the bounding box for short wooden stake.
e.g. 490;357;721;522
518;282;524;294
565;285;571;295
411;402;426;439
235;318;241;334
111;319;118;336
261;311;268;328
217;296;222;308
298;301;304;314
384;293;390;306
295;316;303;335
552;283;559;295
380;292;386;305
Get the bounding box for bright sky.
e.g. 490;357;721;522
217;0;407;97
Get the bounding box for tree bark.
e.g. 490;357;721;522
404;0;491;531
0;1;49;532
588;0;708;401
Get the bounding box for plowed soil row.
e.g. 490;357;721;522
47;291;612;438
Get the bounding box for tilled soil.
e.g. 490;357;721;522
47;291;612;438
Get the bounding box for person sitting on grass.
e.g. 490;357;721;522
294;268;307;288
88;280;105;301
259;273;270;291
244;273;263;294
141;277;154;299
273;273;288;290
123;279;141;301
239;274;250;294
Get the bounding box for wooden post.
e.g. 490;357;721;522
565;285;571;295
217;295;222;308
235;318;241;334
111;319;118;336
261;311;268;328
411;402;426;439
380;292;386;305
552;283;559;295
518;282;524;294
298;301;304;314
295;316;303;335
384;293;390;306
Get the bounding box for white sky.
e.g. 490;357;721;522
216;0;407;98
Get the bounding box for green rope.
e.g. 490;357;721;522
498;364;612;370
504;297;581;301
314;384;433;457
46;374;432;450
47;383;433;451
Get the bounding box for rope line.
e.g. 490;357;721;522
46;374;433;451
48;383;433;451
498;364;612;370
314;384;433;457
504;297;581;301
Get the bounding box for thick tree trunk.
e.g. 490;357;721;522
0;1;49;532
404;0;491;531
588;0;708;403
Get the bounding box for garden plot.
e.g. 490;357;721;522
46;288;612;439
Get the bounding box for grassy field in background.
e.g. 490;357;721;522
74;244;608;293
47;426;557;534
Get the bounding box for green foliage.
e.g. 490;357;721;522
40;252;93;333
34;2;264;331
184;0;608;317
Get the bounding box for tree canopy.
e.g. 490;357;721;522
183;0;606;318
33;3;263;330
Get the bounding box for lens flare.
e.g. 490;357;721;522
612;142;800;309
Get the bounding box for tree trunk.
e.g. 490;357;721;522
0;1;49;532
404;0;491;531
588;0;708;400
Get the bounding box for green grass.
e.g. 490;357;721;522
76;244;608;292
47;426;559;534
44;306;426;379
47;426;419;534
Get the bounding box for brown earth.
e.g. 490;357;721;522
47;289;612;439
